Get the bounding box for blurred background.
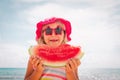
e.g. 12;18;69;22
0;0;120;80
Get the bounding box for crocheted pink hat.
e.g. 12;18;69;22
36;17;71;41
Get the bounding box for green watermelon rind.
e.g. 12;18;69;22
28;46;32;55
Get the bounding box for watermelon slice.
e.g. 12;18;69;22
29;44;83;67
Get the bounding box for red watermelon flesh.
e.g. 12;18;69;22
29;44;83;67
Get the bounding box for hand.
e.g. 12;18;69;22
65;58;80;72
29;55;45;72
65;59;80;80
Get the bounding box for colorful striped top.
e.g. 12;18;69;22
40;66;67;80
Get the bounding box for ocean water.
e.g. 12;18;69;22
78;68;120;80
0;68;120;80
0;68;25;80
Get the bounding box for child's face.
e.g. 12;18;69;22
42;21;65;47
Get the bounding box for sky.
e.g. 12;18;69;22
0;0;120;68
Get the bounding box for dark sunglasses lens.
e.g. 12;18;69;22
45;27;52;35
55;27;62;35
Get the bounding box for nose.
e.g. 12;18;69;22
51;30;56;36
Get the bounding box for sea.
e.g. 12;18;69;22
0;68;120;80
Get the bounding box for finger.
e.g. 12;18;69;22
32;65;36;70
75;59;81;66
31;58;36;64
71;59;78;68
34;58;42;69
36;55;41;59
65;63;71;72
33;58;43;70
31;55;36;59
29;55;34;63
37;60;44;71
31;56;39;65
37;62;43;68
68;59;76;70
34;59;40;67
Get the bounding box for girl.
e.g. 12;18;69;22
24;17;81;80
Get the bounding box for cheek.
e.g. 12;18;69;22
43;36;48;42
59;34;65;41
42;33;49;43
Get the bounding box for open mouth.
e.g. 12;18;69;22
50;39;58;42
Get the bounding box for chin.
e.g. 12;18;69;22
49;43;60;48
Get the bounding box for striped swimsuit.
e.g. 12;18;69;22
40;66;67;80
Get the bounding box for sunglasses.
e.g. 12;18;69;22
43;26;65;35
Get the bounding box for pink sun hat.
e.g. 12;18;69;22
36;17;72;41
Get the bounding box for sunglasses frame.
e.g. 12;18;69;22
42;26;65;35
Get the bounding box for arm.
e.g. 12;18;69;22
65;59;80;80
24;56;45;80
